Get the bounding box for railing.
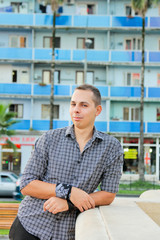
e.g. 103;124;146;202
1;48;160;63
0;84;159;98
1;14;160;28
9;119;160;133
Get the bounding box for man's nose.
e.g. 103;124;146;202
74;105;80;113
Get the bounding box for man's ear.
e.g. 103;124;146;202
96;105;102;116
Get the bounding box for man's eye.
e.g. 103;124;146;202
83;104;88;107
71;103;76;106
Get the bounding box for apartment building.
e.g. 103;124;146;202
0;0;160;180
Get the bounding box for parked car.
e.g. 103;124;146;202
13;175;23;201
0;171;18;197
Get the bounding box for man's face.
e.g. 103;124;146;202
69;89;102;130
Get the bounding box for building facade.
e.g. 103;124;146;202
0;0;160;180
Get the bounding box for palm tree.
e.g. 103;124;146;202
39;0;63;129
0;104;19;151
131;0;159;181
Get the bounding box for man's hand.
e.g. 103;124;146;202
70;187;95;212
43;197;68;214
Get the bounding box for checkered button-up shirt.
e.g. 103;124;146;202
18;125;124;240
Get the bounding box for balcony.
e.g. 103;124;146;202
0;84;159;99
2;14;160;28
9;120;160;133
1;48;160;64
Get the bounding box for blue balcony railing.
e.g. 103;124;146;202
109;121;144;133
1;14;160;28
1;84;159;99
9;119;160;133
0;83;31;95
110;87;146;98
1;48;159;64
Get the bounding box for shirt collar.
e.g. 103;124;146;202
65;124;104;141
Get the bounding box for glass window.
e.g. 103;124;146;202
1;176;13;183
125;39;132;50
76;71;84;85
87;4;96;14
43;37;60;48
10;36;19;48
42;70;51;84
144;146;156;174
2;152;21;176
77;38;94;49
123;107;129;120
123;147;138;174
125;6;132;16
41;104;59;119
157;108;160;121
9;104;23;118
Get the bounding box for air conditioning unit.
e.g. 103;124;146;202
65;0;75;5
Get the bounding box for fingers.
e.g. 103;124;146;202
43;197;69;214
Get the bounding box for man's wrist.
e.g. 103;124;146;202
55;183;72;200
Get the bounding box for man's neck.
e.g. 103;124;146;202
74;125;94;143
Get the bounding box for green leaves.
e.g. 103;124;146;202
0;104;19;152
131;0;159;14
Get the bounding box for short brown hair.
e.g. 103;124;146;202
75;84;101;106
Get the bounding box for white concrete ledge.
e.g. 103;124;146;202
76;195;160;240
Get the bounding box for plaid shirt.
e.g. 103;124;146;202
18;125;123;240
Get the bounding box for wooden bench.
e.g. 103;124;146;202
0;203;20;229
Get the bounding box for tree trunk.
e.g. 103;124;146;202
139;12;145;181
50;11;56;130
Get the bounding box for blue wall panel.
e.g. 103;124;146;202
95;122;107;132
0;13;33;25
149;52;160;62
148;88;160;98
110;87;146;97
55;49;71;61
32;120;69;130
111;51;142;62
35;15;72;26
110;121;141;133
0;48;32;60
34;49;52;60
54;85;70;96
74;16;110;27
0;83;31;95
150;17;160;27
9;120;30;130
147;123;160;133
112;16;148;27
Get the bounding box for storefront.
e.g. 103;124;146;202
0;135;39;176
116;136;160;181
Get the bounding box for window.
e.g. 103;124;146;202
125;73;140;86
87;4;96;14
125;38;141;50
43;37;60;48
157;108;160;121
125;6;132;16
123;107;140;121
77;38;94;49
86;71;94;84
41;104;59;119
42;70;51;84
10;36;27;48
1;176;13;183
54;70;60;84
157;74;160;86
12;70;17;82
9;104;23;118
76;71;84;85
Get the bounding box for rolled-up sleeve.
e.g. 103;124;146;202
100;141;124;193
20;133;49;190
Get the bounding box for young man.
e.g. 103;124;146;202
9;84;123;240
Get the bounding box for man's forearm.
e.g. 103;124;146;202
89;191;116;206
21;180;56;199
